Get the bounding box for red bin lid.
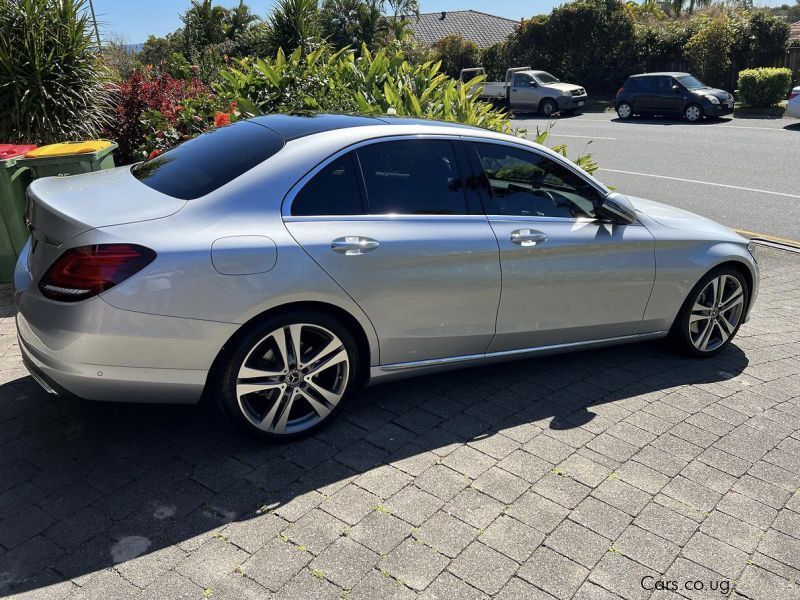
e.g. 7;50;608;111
0;144;38;160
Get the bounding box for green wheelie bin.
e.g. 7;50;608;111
18;140;117;178
0;144;37;283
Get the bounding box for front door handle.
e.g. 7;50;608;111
510;229;547;247
331;236;380;255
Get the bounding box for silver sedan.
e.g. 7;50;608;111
15;114;759;440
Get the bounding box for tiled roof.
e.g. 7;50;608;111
790;21;800;41
406;10;518;49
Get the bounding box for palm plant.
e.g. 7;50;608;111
225;1;260;39
0;0;113;144
268;0;324;55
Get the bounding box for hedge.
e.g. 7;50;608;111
737;67;793;108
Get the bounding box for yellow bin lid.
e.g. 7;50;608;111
25;140;113;158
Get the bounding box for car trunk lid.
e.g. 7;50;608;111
25;166;185;282
26;166;186;246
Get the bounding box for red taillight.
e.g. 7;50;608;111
790;91;799;100
39;244;156;302
616;87;624;96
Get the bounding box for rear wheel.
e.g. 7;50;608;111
540;99;558;117
215;311;359;441
669;267;749;357
616;102;633;119
684;103;703;122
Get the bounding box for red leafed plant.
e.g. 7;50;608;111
104;69;209;164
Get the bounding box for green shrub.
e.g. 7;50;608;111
684;17;733;89
481;42;508;81
214;45;513;133
0;0;113;144
737;67;792;107
433;34;480;80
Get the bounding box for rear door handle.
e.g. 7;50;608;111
331;236;380;255
510;229;547;247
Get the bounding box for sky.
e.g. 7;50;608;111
92;0;788;44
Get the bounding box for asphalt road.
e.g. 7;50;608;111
512;110;800;243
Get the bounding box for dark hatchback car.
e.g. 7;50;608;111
615;72;734;122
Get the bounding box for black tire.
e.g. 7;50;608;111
214;310;360;441
684;103;704;122
668;266;750;358
540;98;558;117
616;102;633;120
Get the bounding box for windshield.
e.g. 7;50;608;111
676;75;708;90
533;72;560;84
132;121;284;200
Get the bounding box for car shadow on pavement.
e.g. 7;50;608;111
0;340;749;596
609;116;733;126
783;122;800;131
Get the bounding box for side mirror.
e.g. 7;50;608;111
597;192;636;224
531;81;539;88
672;85;681;93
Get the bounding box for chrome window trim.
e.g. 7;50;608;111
283;214;492;223
281;133;469;219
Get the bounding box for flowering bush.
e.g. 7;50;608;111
138;95;239;159
104;69;217;163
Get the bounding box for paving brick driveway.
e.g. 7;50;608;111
1;248;799;600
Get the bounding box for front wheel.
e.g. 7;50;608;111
616;102;633;120
684;103;703;122
540;99;558;117
669;267;749;357
215;311;360;441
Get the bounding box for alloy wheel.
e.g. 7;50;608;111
235;323;349;435
688;274;745;352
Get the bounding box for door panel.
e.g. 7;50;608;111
510;74;539;109
487;217;655;351
284;138;501;365
465;139;656;352
285;217;501;364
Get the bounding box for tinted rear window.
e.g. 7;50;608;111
132;122;284;200
356;140;466;215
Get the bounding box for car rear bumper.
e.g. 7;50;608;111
787;103;800;119
14;283;238;404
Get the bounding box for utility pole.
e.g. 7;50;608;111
88;0;102;47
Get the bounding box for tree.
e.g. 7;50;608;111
434;34;480;79
684;16;733;89
268;0;323;55
504;0;638;93
746;12;790;66
225;0;260;39
181;0;228;52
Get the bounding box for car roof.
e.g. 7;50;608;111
248;113;484;141
629;72;690;78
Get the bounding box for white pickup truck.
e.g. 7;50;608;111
461;67;588;116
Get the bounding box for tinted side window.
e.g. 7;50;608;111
625;78;641;91
638;77;655;91
512;74;530;87
132;122;284;200
291;154;363;216
356;140;466;215
654;76;673;92
472;142;601;218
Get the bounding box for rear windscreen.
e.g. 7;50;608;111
131;121;284;200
